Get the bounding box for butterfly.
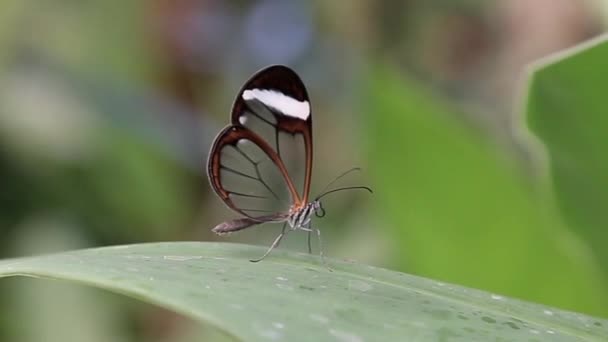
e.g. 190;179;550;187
207;65;371;262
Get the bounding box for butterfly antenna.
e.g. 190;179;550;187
317;167;362;196
315;186;373;201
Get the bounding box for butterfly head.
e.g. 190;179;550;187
312;200;325;218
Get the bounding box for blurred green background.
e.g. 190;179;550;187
1;0;607;341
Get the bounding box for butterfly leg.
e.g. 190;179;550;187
307;230;313;254
301;224;330;270
250;222;287;263
315;228;328;268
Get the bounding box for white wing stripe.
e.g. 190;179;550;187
242;89;310;120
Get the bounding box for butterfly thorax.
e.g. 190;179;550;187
286;200;324;229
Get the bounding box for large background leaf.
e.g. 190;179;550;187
526;35;608;276
362;66;608;317
0;242;606;341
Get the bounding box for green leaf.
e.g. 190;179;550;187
362;66;608;316
0;242;606;341
526;35;608;271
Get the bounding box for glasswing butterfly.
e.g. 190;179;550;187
207;65;370;262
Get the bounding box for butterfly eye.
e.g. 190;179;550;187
314;201;325;218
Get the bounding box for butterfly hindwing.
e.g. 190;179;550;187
208;125;293;218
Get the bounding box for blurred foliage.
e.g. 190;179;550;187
527;37;608;273
363;66;608;317
0;67;198;245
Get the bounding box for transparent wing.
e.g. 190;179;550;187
235;99;309;204
231;65;313;204
207;65;313;220
208;125;295;218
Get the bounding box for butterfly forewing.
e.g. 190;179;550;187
234;107;308;205
207;65;314;225
231;65;313;204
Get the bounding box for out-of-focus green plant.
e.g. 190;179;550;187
526;36;608;274
362;60;608;317
0;69;196;243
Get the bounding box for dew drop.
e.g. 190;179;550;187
110;245;129;250
299;285;314;291
163;255;203;261
259;329;281;340
276;283;293;291
481;316;496;324
348;280;373;292
382;323;396;329
329;329;363;342
504;322;520;330
309;313;329;324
